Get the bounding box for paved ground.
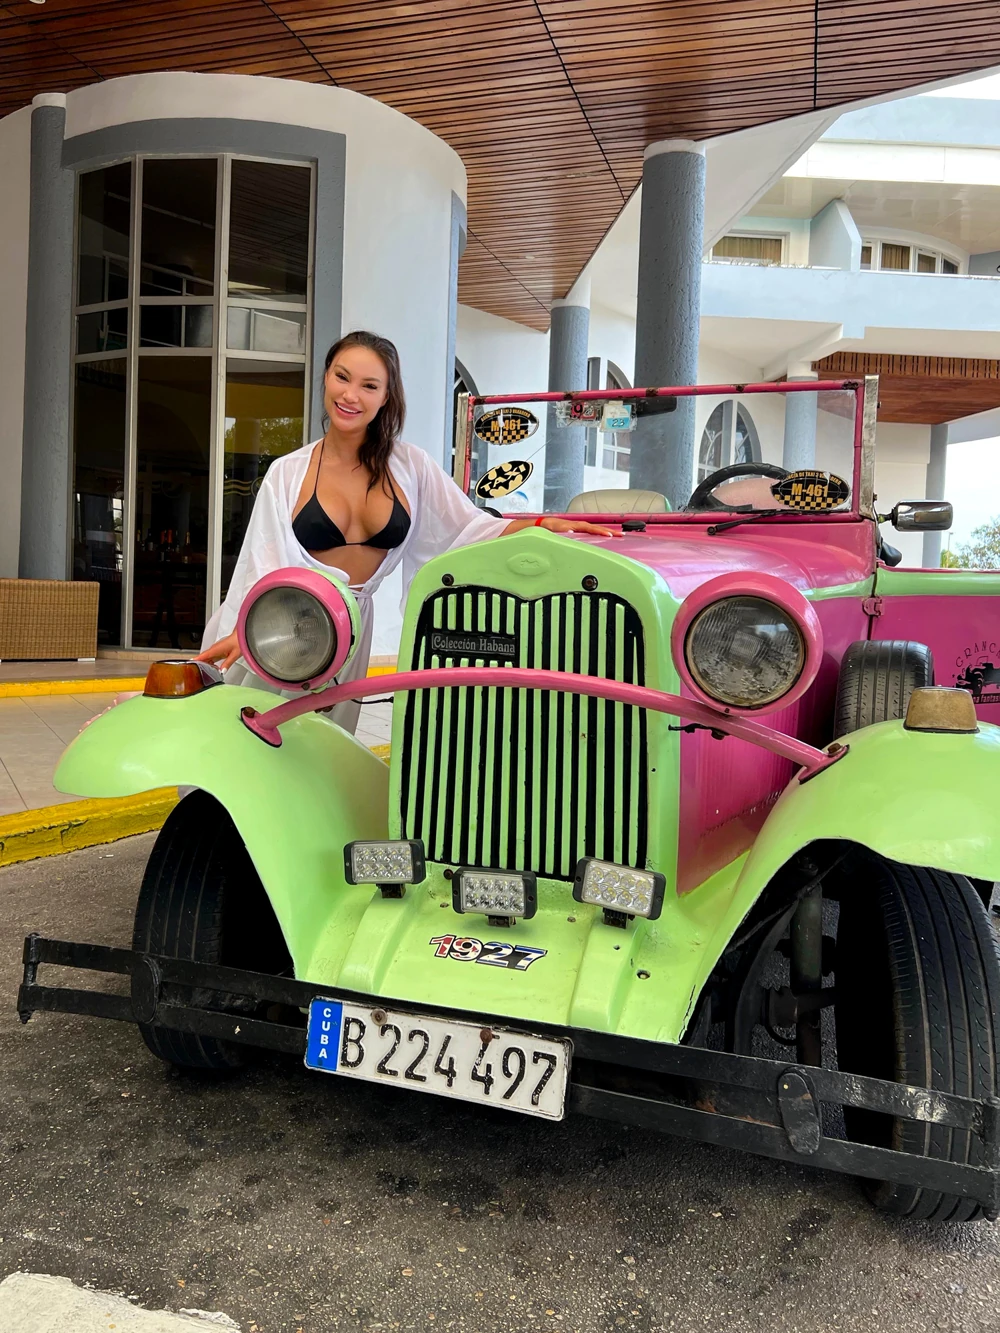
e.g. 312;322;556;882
0;697;393;815
3;838;1000;1333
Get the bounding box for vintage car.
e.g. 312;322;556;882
19;376;1000;1223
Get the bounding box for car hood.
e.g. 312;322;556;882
579;519;875;599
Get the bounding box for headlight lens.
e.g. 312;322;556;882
684;596;805;708
244;586;337;684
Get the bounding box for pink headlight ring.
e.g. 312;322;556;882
236;567;356;691
670;572;823;715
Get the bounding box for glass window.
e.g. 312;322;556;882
226;306;306;355
77;308;128;356
711;235;783;264
698;404;725;482
228;160;311;301
880;243;911;271
77;163;131;306
73;359;126;644
140;159;217;296
735;405;761;464
222;360;305;598
917;251;937;273
942;257;959;274
860;243;872;270
131;358;212;649
140;305;213;349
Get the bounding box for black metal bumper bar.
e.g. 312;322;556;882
18;934;1000;1214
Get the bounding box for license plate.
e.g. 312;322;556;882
304;998;571;1121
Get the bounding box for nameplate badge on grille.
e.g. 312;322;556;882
430;631;517;660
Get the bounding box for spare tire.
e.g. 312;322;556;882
833;639;934;739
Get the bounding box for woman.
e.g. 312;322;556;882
198;331;612;732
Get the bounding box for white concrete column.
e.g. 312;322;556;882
923;422;949;568
632;140;706;509
782;372;819;472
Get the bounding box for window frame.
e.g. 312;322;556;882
709;231;787;266
70;151;316;647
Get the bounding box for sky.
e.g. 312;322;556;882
945;439;1000;554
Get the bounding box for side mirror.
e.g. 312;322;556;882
889;500;953;532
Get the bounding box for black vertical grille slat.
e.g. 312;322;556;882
400;586;647;881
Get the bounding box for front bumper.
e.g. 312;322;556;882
18;933;1000;1214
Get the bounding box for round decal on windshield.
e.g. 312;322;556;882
474;407;539;446
772;470;850;511
476;460;533;499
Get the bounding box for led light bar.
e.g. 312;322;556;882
453;869;537;920
344;840;426;887
572;858;665;921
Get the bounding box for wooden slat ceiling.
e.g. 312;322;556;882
816;352;1000;424
3;1;1000;331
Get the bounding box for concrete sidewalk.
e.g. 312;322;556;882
0;690;394;817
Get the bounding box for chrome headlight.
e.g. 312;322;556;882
684;596;805;708
244;586;337;684
238;568;359;690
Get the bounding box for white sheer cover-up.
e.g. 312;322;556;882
203;438;509;733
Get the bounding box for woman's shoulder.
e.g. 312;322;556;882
392;439;448;482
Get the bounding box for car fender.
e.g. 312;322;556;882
54;685;389;972
688;718;1000;1011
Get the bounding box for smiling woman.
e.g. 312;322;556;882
197;330;612;732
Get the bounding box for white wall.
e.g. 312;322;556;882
809;200;861;270
873;422;932;567
456;303;549;394
589;302;635;382
64;73;466;472
0;106;30;578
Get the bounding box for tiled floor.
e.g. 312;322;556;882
0;694;395;816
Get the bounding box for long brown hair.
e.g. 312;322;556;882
323;331;406;492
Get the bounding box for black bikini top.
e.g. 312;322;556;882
292;440;411;554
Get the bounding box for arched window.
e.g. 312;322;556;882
697;401;761;482
585;357;632;471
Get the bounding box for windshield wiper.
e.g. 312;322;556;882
706;508;784;535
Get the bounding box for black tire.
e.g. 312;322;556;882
833;639;934;738
836;855;1000;1221
132;789;292;1070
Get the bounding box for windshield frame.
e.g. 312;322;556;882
453;376;877;524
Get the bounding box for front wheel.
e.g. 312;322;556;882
836;854;1000;1222
132;790;292;1070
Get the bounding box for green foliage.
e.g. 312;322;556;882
946;518;1000;570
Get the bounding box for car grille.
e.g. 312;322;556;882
398;586;648;881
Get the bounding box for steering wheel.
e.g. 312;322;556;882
686;462;789;511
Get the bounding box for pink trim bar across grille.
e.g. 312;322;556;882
239;668;845;780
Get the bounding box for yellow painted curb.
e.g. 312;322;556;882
0;789;180;869
0;678;146;699
370;743;391;763
0;664;397;699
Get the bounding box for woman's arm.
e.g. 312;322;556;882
502;516;617;538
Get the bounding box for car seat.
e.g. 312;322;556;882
566;489;670;513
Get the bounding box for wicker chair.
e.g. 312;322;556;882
0;580;100;661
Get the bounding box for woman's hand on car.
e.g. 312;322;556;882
503;517;620;538
195;632;242;671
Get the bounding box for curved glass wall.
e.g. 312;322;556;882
72;154;313;648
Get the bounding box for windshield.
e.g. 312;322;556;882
454;381;867;521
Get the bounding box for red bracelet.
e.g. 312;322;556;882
534;516;546;526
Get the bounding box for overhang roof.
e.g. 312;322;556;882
3;0;1000;330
